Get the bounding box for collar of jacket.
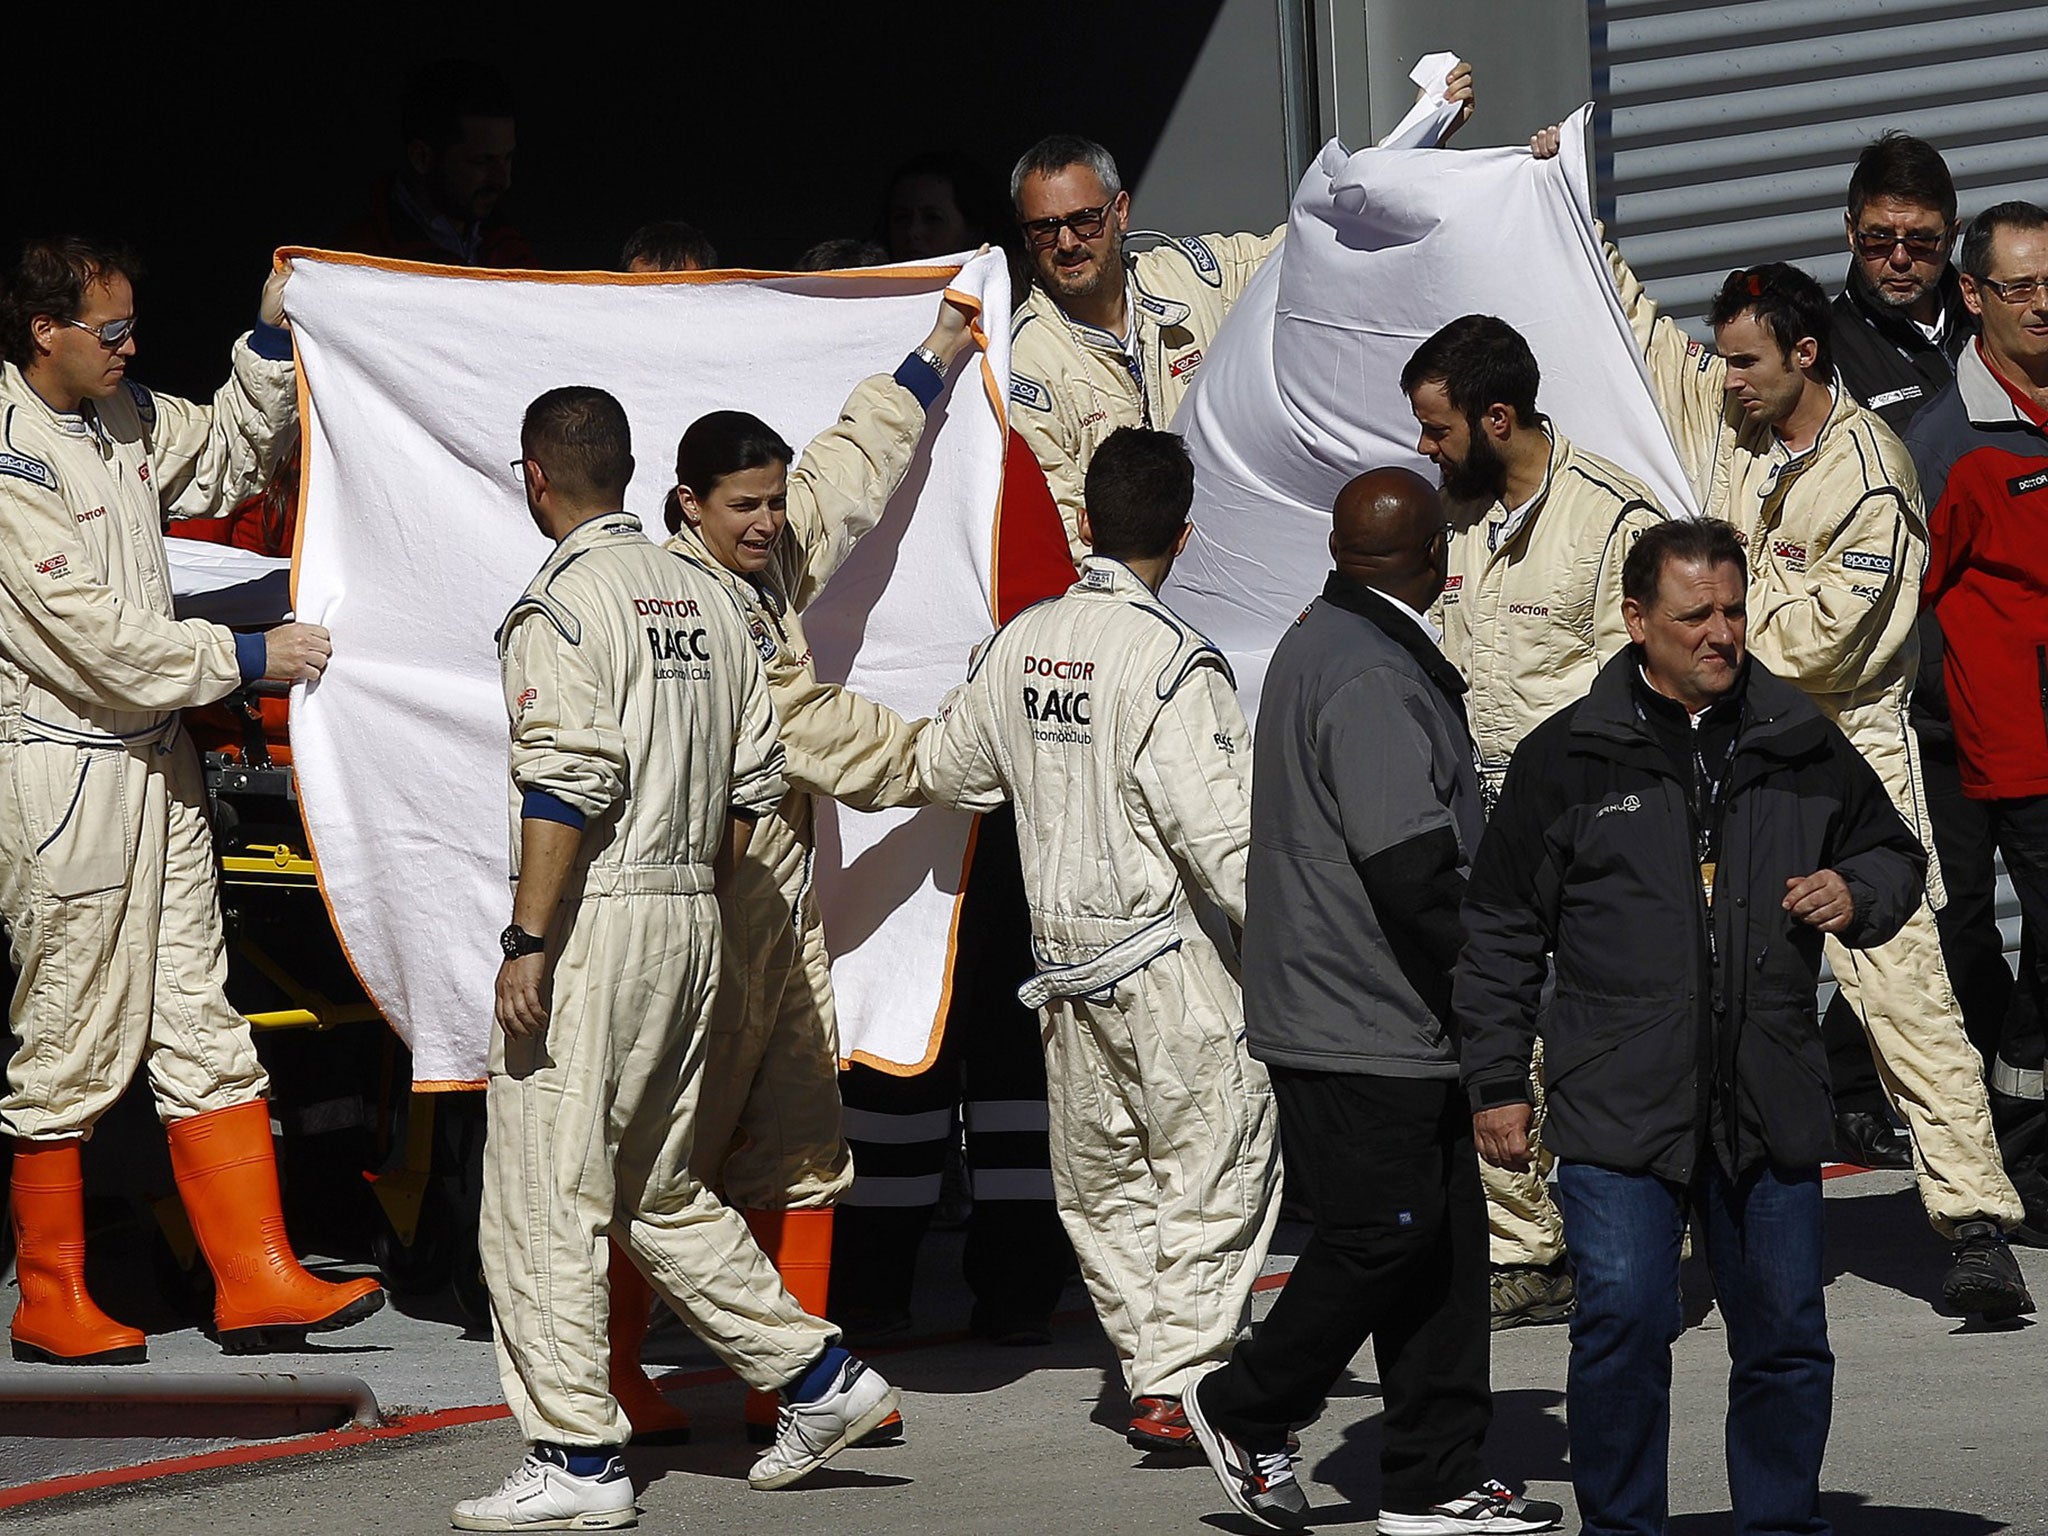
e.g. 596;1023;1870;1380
1317;570;1469;710
554;510;642;555
1073;554;1157;598
666;519;788;615
1958;337;2048;435
1746;381;1852;498
1478;419;1563;555
1840;262;1973;361
1027;255;1193;354
1570;647;1834;783
2;361;99;442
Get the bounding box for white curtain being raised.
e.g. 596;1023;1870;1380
1167;108;1696;722
285;252;1010;1084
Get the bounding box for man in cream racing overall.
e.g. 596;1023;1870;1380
916;426;1278;1450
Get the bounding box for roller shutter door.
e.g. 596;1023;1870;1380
1592;0;2048;336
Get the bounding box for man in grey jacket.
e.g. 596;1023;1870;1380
1185;468;1559;1536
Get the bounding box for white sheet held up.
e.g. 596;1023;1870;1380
286;252;1010;1085
1167;108;1695;722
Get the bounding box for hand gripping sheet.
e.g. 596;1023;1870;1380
1166;108;1696;723
285;252;1012;1085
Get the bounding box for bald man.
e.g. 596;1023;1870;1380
1186;470;1559;1535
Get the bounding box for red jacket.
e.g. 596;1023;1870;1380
1914;341;2048;799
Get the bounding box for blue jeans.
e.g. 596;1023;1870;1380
1554;1159;1833;1536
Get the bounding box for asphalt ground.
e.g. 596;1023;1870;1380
5;1168;2044;1534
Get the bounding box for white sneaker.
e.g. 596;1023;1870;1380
1377;1479;1565;1534
747;1354;900;1490
450;1447;637;1530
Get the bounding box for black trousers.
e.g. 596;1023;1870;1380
1200;1068;1490;1513
832;808;1071;1324
1825;732;2017;1110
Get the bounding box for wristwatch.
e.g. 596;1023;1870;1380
912;343;946;376
500;923;547;960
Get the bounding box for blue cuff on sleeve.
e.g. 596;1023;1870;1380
248;321;293;362
233;631;267;682
894;352;945;410
521;788;588;829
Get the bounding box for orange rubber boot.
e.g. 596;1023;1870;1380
165;1101;385;1354
607;1238;691;1443
9;1140;147;1365
738;1208;896;1443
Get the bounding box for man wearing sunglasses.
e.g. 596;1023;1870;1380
1831;133;1971;438
0;238;385;1364
1008;63;1475;569
1824;134;2023;1188
1568;154;2036;1323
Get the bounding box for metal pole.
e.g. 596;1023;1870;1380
0;1369;383;1428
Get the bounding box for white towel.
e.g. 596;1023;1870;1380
284;251;1011;1085
1167;108;1696;723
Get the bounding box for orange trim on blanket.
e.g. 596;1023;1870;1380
279;246;1006;1086
277;307;417;1079
276;246;972;287
841;815;980;1078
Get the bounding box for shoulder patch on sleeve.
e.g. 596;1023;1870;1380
0;448;57;491
1009;374;1054;413
124;380;156;426
496;591;582;649
1840;549;1894;576
1170;236;1223;288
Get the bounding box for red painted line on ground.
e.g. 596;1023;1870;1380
0;1364;746;1512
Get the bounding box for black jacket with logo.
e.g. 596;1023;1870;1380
1831;264;1973;437
1454;650;1925;1181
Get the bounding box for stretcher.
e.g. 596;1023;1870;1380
165;525;491;1327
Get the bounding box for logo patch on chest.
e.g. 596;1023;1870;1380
1772;539;1808;569
1168;349;1204;380
75;505;106;524
747;617;777;663
1840;549;1893;575
34;553;69;578
2007;468;2048;497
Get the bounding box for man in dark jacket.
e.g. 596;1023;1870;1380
1185;468;1560;1536
1457;518;1926;1536
1824;131;1993;1173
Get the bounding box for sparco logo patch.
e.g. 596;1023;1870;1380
1174;235;1222;285
2007;469;2048;497
1009;375;1053;412
0;451;56;490
1168;349;1204;379
1597;794;1642;819
1841;549;1893;575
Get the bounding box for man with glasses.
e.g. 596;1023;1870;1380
1822;134;2027;1184
1912;200;2048;1263
1832;133;1972;437
0;238;389;1364
1576;165;2036;1320
1008;65;1475;567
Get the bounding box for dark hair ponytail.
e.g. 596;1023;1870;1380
668;410;795;531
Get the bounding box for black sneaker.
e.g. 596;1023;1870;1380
1378;1479;1565;1534
1942;1219;2037;1322
1183;1369;1310;1531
